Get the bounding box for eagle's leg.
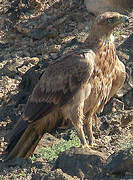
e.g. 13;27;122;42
85;116;93;146
94;114;98;129
75;122;89;148
70;105;89;149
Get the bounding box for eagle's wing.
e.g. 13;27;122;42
23;49;95;123
5;49;95;158
108;57;126;100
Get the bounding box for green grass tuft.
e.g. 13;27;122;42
18;173;26;177
33;130;81;161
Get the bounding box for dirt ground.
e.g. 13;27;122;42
0;0;133;179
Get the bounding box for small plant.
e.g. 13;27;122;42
115;31;120;37
120;142;133;149
18;173;26;177
30;154;37;161
36;130;81;161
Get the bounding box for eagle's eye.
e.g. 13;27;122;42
107;17;115;24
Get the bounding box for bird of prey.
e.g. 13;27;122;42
5;12;129;160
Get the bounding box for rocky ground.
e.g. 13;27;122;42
0;0;133;179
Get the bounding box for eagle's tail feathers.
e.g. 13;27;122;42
5;112;61;160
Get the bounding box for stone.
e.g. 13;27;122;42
55;147;106;180
105;147;133;176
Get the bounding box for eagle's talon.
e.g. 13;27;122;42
82;144;90;149
89;143;98;149
89;143;93;148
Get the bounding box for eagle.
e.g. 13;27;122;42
5;12;129;160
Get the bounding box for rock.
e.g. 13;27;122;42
105;147;133;176
84;0;133;15
109;125;122;136
55;147;106;180
99;117;110;131
29;0;42;10
1;157;32;168
121;111;133;127
44;169;79;180
117;34;133;108
111;99;124;112
121;90;133;109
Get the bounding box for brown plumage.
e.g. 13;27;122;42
5;12;128;160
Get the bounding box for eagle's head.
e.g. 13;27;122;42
91;12;129;38
96;12;129;27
